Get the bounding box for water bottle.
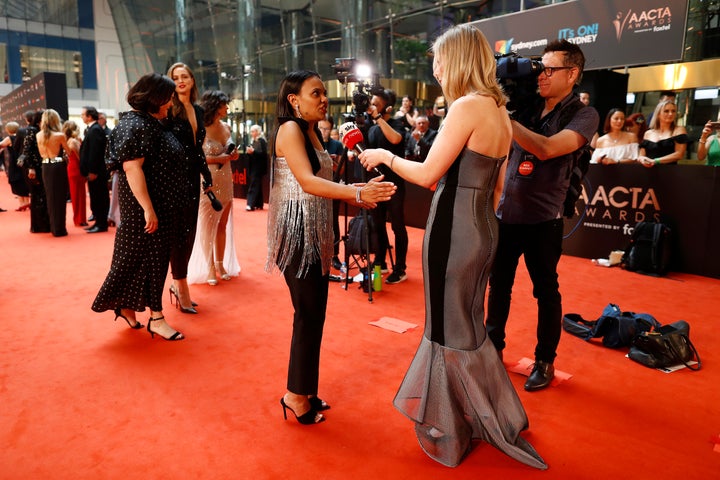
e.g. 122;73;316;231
373;265;382;291
340;262;347;277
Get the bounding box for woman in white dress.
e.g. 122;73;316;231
187;90;241;285
591;108;638;165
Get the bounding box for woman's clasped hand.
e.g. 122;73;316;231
353;176;396;208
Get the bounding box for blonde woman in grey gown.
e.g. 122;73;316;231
360;24;547;469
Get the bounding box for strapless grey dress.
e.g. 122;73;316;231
393;148;547;469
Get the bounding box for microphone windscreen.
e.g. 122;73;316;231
338;122;363;150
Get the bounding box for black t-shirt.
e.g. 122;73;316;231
366;116;406;184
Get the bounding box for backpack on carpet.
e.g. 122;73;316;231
562;303;661;349
622;221;672;276
346;212;378;256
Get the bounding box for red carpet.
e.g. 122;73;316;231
1;176;718;479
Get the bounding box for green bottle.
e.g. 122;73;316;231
373;265;382;291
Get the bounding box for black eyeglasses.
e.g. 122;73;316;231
542;66;574;77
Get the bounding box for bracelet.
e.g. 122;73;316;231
390;155;396;170
654;158;661;165
356;186;364;204
373;114;382;121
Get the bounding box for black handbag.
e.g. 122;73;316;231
628;320;701;370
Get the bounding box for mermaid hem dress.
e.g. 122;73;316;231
393;148;547;469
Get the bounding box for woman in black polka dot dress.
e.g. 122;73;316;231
91;73;188;341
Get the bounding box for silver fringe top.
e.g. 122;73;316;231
265;149;334;277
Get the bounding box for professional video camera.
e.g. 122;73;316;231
350;77;384;118
495;52;544;126
332;58;384;122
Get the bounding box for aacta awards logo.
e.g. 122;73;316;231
613;5;673;41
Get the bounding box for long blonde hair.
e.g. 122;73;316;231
40;109;63;138
63;120;80;139
648;99;677;131
432;24;506;107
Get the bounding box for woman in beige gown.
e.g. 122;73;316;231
187;90;241;285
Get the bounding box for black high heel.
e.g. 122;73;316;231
114;307;143;329
280;398;325;425
168;286;198;313
147;316;184;341
309;396;331;411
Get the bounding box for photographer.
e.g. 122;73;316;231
486;40;599;392
698;114;720;166
367;89;409;284
393;94;418;132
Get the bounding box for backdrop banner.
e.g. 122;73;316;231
402;165;720;279
470;0;690;70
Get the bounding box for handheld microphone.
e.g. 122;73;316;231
338;122;382;175
218;142;236;170
203;181;223;211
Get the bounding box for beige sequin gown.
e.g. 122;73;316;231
186;137;241;284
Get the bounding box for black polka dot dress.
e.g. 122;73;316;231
92;111;188;314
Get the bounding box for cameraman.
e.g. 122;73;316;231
486;40;599;392
367;89;408;284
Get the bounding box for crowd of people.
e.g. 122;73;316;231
2;21;719;472
0;63;268;338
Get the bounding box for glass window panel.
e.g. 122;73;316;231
20;46;82;88
0;0;78;27
0;44;7;83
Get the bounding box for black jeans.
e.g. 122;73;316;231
486;219;564;363
282;252;329;395
370;180;407;272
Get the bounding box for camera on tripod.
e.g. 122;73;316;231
495;52;544;126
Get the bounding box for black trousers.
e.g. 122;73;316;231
87;175;109;229
170;194;200;280
282;252;329;395
246;171;264;209
42;162;69;237
370;180;407;272
486;219;564;363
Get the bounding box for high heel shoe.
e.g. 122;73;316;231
280;398;325;425
147;316;184;341
114;307;143;329
309;396;331;411
215;261;231;281
169;285;198;306
168;286;198;313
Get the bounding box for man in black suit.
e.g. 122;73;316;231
79;106;109;233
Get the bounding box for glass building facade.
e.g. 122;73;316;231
0;0;718;143
107;0;567;135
